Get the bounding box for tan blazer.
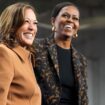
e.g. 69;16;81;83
0;44;41;105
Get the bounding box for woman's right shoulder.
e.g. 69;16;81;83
35;38;46;44
34;38;48;54
0;43;14;58
0;43;13;56
0;44;9;52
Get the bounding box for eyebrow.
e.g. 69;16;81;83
25;18;38;22
63;12;79;17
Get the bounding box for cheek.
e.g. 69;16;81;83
15;29;24;42
55;20;64;31
17;33;23;42
16;26;25;35
35;26;38;33
75;22;80;31
33;25;37;34
77;21;80;28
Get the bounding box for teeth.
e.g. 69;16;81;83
26;34;32;37
64;25;72;29
23;33;33;39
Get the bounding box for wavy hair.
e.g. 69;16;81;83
0;2;36;50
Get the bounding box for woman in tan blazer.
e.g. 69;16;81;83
0;2;41;105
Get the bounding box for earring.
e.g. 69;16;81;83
73;34;78;38
52;26;56;32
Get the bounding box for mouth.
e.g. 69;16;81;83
23;33;34;39
64;24;73;31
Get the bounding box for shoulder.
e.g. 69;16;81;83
72;46;87;67
34;38;46;50
0;44;16;61
0;43;8;50
0;44;14;72
0;44;12;55
34;38;46;55
79;53;87;67
34;38;46;46
34;35;54;47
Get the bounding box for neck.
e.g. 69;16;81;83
54;34;72;49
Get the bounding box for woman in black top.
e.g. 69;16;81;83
35;2;88;105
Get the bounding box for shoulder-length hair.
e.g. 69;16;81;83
0;2;36;50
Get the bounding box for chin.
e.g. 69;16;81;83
63;33;73;38
24;42;33;46
62;31;72;36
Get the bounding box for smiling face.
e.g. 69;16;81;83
52;5;80;39
16;8;38;46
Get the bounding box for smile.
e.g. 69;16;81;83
64;25;73;30
24;33;33;39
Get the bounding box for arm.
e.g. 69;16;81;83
0;45;14;105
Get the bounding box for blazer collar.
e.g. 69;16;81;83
46;35;60;76
46;35;83;77
72;46;83;71
12;46;31;62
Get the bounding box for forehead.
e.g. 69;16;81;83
24;8;37;20
59;5;79;16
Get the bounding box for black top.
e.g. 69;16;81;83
57;45;78;105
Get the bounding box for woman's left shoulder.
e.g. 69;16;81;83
77;51;88;68
72;46;87;66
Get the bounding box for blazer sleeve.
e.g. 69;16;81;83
0;46;14;105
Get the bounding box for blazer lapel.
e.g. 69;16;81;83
46;36;60;77
72;46;82;89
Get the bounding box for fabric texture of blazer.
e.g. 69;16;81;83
35;35;88;105
0;44;41;105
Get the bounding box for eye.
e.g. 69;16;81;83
24;19;30;23
73;17;80;21
62;13;70;19
33;21;38;25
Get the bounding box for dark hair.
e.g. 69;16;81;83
51;2;79;18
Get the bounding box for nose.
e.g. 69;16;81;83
28;23;35;31
66;16;73;22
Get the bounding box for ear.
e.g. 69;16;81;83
51;17;55;26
